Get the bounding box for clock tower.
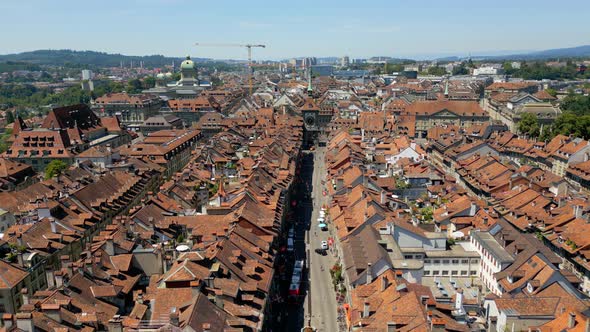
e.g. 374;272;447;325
301;98;320;148
301;67;332;147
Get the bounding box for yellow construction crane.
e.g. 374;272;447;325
195;43;266;95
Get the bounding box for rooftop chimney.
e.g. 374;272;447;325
575;205;583;219
85;258;93;275
569;312;576;329
169;307;179;327
54;270;64;288
49;217;57;234
363;301;370;318
16;313;33;332
337;177;344;190
470;202;477;215
381;275;388;292
2;314;14;330
455;288;464;312
20;288;29;305
215;289;224;309
366;263;373;285
105;236;115;256
16;234;23;248
387;322;397;332
108;315;123;332
14;244;24;269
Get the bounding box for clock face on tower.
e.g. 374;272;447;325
305;115;316;127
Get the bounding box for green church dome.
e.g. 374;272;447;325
180;56;195;70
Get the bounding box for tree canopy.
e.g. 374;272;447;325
517;113;540;137
427;66;447;76
538;95;590;140
452;62;469;75
508;61;588;80
44;160;69;179
560;94;590;116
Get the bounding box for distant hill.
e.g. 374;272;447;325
468;45;590;61
523;45;590;58
434;56;461;62
0;49;211;68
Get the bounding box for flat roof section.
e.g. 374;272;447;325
472;231;514;264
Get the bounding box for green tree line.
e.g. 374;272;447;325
518;94;590;140
0;78;157;110
504;61;588;80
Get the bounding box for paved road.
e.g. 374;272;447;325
304;147;339;332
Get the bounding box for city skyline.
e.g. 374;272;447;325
1;0;589;60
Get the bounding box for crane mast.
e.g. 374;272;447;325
195;43;266;95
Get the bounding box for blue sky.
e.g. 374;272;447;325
1;0;589;60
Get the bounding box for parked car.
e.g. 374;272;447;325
320;240;328;250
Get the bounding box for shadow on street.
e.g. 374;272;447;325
270;151;315;332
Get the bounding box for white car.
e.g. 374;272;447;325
320;241;328;250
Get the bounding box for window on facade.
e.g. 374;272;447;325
461;259;469;264
470;270;477;275
442;271;449;275
432;271;440;275
452;260;459;264
461;271;468;276
442;260;450;264
404;255;413;259
451;271;458;275
424;259;431;264
424;271;431;275
433;260;440;264
472;259;479;263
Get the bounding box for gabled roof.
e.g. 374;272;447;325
0;260;28;289
494;297;560;316
404;100;486;117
